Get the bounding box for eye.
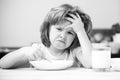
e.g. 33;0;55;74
67;31;74;35
56;28;62;31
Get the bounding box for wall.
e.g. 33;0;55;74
0;0;120;47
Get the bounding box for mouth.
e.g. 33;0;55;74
57;40;65;44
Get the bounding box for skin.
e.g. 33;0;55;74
48;21;75;56
65;12;92;68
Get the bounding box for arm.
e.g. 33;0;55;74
0;46;41;69
0;48;29;69
76;30;92;68
65;12;92;68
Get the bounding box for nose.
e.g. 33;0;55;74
59;32;66;39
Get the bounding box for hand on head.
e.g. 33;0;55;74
65;12;84;33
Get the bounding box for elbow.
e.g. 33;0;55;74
84;65;92;69
83;63;92;69
82;58;92;69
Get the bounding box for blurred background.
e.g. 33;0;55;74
0;0;120;58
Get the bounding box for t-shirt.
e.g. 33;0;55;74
21;43;83;68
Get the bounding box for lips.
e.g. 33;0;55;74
57;40;65;44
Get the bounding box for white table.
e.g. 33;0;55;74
0;68;120;80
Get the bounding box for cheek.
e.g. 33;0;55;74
66;35;75;44
49;29;58;42
49;32;55;42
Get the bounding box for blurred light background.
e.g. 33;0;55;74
0;0;120;47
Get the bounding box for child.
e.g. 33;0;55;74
0;4;92;69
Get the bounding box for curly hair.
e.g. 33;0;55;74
40;4;92;51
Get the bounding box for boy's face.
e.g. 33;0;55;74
49;21;76;50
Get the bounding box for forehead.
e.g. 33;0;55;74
54;21;74;32
57;20;71;28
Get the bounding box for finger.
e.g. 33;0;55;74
75;12;80;18
67;13;78;19
75;12;83;23
33;53;38;60
65;17;74;23
33;51;42;60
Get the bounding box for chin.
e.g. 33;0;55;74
52;42;69;50
55;45;66;50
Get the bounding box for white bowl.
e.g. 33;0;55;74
30;60;73;70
